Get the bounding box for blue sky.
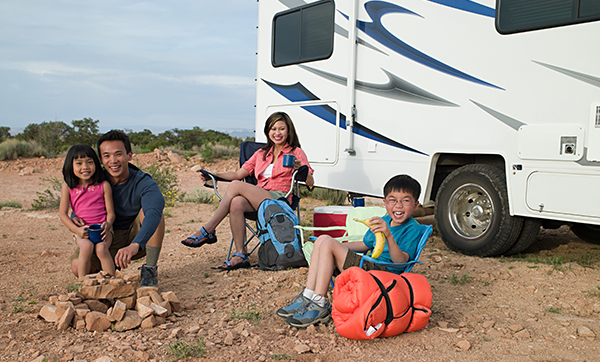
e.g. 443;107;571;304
0;1;258;136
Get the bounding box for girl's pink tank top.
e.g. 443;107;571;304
69;182;107;225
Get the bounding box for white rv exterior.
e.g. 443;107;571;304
254;0;600;256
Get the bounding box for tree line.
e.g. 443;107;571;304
0;118;248;157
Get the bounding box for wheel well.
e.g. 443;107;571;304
430;154;506;202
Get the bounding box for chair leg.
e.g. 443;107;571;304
227;221;261;260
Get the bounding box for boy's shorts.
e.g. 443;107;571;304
334;250;388;275
69;215;147;272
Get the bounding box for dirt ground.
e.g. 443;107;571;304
0;153;599;362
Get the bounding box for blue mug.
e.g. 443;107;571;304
283;154;295;168
88;224;104;244
352;197;365;207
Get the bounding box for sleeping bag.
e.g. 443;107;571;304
332;267;432;340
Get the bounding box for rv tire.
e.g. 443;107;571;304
503;218;542;256
435;164;523;256
570;223;600;245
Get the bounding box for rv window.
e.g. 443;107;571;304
272;0;334;67
496;0;600;34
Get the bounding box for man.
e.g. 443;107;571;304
70;130;165;287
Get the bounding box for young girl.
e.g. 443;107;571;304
59;144;116;279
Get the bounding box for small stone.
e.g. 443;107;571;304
38;305;60;323
439;328;459;333
41;250;56;257
169;327;183;339
482;320;495;329
437;321;449;329
306;325;317;334
85;311;111;332
514;329;531;339
294;344;311;354
224;332;234;345
508;324;523;332
57;305;75;330
161;291;182;312
578;326;596;338
141;315;157;329
114;310;142;332
456;340;471;351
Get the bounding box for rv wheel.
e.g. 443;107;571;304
434;164;523;256
570;223;600;245
503;218;542;256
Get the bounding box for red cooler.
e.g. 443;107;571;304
313;206;353;238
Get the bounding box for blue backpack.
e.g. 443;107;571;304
256;199;308;271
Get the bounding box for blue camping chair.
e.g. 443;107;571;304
359;224;433;274
200;141;308;260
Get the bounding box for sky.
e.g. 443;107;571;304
0;1;259;136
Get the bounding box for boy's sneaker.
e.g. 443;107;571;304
285;300;331;328
276;292;311;318
139;264;158;288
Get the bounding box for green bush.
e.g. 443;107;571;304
141;163;180;203
31;177;62;210
200;143;239;163
311;187;348;206
0;139;49;160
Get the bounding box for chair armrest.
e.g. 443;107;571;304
200;170;231;200
294;225;348;232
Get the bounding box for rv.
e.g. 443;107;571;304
254;0;600;257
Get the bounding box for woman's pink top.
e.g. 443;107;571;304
242;144;314;192
69;182;107;225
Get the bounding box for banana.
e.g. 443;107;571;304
354;218;385;259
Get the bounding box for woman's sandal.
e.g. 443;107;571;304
213;252;251;271
181;226;218;248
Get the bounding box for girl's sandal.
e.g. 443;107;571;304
181;226;218;248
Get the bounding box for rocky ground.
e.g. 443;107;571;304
0;153;599;362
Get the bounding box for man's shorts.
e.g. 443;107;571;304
334;249;388;276
70;216;147;272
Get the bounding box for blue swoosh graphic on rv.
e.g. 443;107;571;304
427;0;495;18
349;1;502;89
262;79;428;156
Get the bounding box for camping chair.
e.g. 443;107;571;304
295;206;433;273
296;206;388;263
200;141;309;260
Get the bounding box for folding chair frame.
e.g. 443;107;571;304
200;142;308;260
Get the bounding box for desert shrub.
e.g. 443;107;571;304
311;187;348;206
200;143;239;163
179;188;215;204
0;139;49;160
0;199;22;209
31;177;62;210
141;163;180;204
167;338;206;359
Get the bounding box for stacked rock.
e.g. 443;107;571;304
38;270;181;332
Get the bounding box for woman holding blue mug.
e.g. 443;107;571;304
182;112;315;270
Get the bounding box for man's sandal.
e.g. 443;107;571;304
181;226;217;248
213;252;251;271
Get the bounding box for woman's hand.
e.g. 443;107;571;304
293;158;302;170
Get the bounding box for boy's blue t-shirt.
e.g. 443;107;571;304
362;215;421;269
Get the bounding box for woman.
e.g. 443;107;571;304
182;112;315;270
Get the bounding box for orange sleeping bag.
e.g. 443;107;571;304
332;267;432;340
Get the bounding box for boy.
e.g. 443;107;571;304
277;174;422;328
